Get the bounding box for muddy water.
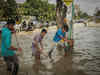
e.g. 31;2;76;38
0;26;100;75
17;26;100;75
73;27;100;75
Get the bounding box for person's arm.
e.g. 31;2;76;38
64;37;73;46
33;35;41;52
64;36;71;43
33;35;48;56
59;35;65;40
56;29;65;40
40;41;43;50
40;41;48;56
8;46;17;51
5;32;17;51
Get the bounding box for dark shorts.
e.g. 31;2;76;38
3;55;19;71
4;55;18;63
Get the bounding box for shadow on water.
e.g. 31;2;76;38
52;49;87;75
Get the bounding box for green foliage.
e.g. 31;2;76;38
6;0;17;17
94;9;100;23
0;0;17;20
0;0;56;21
0;0;6;18
94;10;100;16
20;0;56;22
75;10;89;19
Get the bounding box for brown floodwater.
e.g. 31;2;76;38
0;26;100;75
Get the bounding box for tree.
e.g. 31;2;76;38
22;0;56;22
94;8;100;23
56;0;67;28
94;10;100;16
75;10;89;19
0;0;17;20
6;0;17;18
0;0;6;18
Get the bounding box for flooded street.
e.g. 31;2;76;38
0;0;100;74
0;26;100;75
73;26;100;75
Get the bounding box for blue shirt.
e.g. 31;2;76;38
53;28;66;43
1;27;15;56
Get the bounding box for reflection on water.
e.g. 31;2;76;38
73;27;100;75
0;26;100;75
13;26;100;75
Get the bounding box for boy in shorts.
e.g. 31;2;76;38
49;25;73;58
32;29;47;73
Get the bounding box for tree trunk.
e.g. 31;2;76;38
56;0;67;28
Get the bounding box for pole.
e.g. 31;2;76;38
68;0;74;40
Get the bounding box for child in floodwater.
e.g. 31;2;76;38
32;29;47;73
49;25;73;58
